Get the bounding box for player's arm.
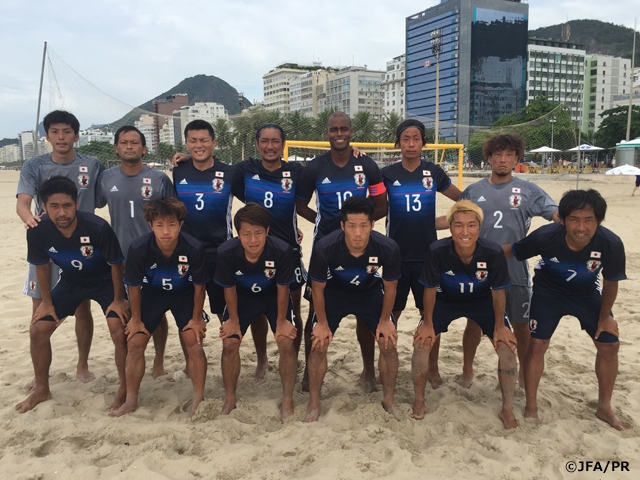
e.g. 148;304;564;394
435;215;449;230
501;244;514;259
296;197;317;224
441;183;461;201
371;193;388;221
183;284;207;344
220;286;242;340
596;279;620;339
490;288;516;352
311;280;332;351
171;152;190;167
551;210;561;223
275;283;296;341
32;262;60;324
376;279;398;349
106;261;130;325
414;286;437;349
16;194;40;229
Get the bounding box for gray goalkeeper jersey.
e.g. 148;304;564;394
460;177;557;287
97;165;175;260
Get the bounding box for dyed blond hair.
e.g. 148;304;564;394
447;200;484;226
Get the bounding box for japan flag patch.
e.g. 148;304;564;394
179;255;188;262
143;178;151;184
512;187;521;193
81;236;90;244
590;251;601;258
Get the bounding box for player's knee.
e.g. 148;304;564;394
127;336;147;356
308;348;326;362
595;340;619;357
276;336;294;353
496;343;516;362
30;320;56;340
222;338;240;355
527;338;549;356
377;338;397;354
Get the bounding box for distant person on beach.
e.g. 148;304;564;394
411;200;517;429
506;189;630;430
632;175;640;196
16;110;104;384
16;176;129;414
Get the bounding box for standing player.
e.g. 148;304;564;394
16;110;104;383
97;125;176;378
113;197;208;417
232;124;305;377
508;189;629;430
173;120;236;320
16;176;129;413
455;134;559;388
306;197;400;421
296;111;388;391
382;119;461;388
412;201;517;428
216;203;298;421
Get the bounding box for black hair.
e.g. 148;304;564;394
234;202;271;232
340;196;374;222
255;123;286;143
184;119;215;140
115;125;146;147
558;189;607;223
43;110;80;135
38;175;78;204
144;197;187;222
395;119;426;147
483;134;525;160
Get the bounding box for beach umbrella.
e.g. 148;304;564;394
566;145;604;188
528;146;561;153
605;164;640;175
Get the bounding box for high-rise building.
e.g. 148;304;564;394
263;65;313;113
152;94;189;147
135;114;157;152
178;102;229;129
381;54;406;119
406;0;529;143
290;70;331;117
324;66;385;119
0;144;21;163
19;130;35;161
76;129;114;147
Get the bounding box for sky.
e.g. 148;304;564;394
0;0;637;139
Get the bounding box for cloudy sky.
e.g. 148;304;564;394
0;0;637;139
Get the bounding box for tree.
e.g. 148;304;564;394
154;143;176;168
281;111;314;141
595;105;640;149
312;108;337;140
75;141;118;167
378;112;403;144
351;111;377;143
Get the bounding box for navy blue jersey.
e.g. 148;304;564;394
296;152;386;240
27;211;123;285
232;158;303;247
309;229;401;294
124;231;208;293
173;157;236;263
420;237;511;303
382;160;451;262
512;223;626;296
214;236;295;296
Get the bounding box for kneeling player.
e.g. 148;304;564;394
113;197;208;417
306;197;400;422
412;200;518;429
216;203;298;421
16;176;129;414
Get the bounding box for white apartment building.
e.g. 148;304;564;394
289;70;331;117
178;102;229;129
19;130;35;161
76;129;115;147
135;115;157;152
526;39;585;124
381;54;406;118
0;144;21;163
159;118;176;146
325;66;386;119
263;65;312;113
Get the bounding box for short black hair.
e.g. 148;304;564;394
43;110;80;135
558;189;607;224
144;197;187;223
340;196;374;222
256;123;286;143
483;134;525;160
184;120;215;140
234;202;271;232
38;175;78;204
115;125;146;147
395;119;426;147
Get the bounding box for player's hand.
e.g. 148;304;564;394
296;228;304;244
596;314;619;339
23;214;42;229
183;316;207;344
376;318;398;350
275;318;297;341
413;322;436;350
219;318;242;340
171;152;190;167
311;322;332;352
106;299;131;326
32;301;59;325
351;146;365;158
492;325;517;353
125;318;149;340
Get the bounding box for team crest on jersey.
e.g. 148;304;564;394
80;245;94;257
475;269;488;281
141;185;153;199
509;194;521;208
366;265;379;274
422;177;433;190
77;174;90;188
586;260;601;272
264;268;276;279
178;264;189;276
212;178;225;191
281;177;293;191
354;173;366;187
529;319;538;332
29;281;36;292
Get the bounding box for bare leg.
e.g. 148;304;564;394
105;316;127;412
24;297;43;391
276;336;296;422
496;343;518;429
74;300;95;383
458;319;482;388
151;314;168;378
593;341;630;430
632;185;638;196
291;288;303;357
250;315;269;380
524;337;549;423
221;337;241;415
411;339;434;419
179;328;190;378
512;322;530;387
15;320;57;413
426;334;442;389
301;301;315;392
110;333;150;416
181;329;207;416
378;337;398;414
305;348;327;422
356;317;376;393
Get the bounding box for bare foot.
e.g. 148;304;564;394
382;400;400;419
359;371;377;393
455;374;473;389
595;406;631;431
15;388;52;413
427;370;443;389
152;359;166;379
524;405;541;425
190;394;204;417
109;399;138;417
411;401;428;420
498;408;518;429
76;368;96;383
305;406;320;422
106;386;127;412
253;360;268;381
281;398;295;423
24;378;36;392
221;397;236;415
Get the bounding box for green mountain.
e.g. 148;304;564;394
110;74;252;129
529;20;639;65
0;138;19;147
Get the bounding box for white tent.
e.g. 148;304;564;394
605;164;640;175
528;146;561;153
565;145;605;188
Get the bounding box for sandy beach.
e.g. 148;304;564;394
0;169;638;479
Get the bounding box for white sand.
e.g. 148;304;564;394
0;170;638;479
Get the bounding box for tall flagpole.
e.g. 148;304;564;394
626;19;636;142
34;41;47;157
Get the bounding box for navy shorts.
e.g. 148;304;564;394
222;293;295;338
206;262;226;314
289;247;307;293
40;278;120;322
393;261;424;312
505;285;531;325
141;287;208;334
423;296;511;340
312;288;396;334
529;291;618;343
